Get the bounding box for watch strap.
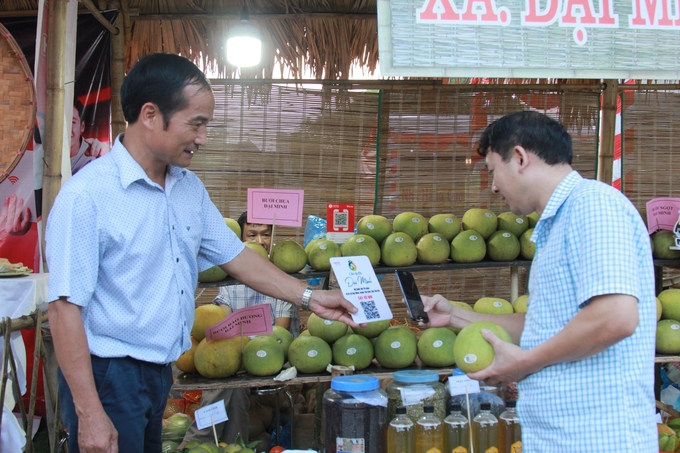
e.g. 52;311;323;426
301;287;313;311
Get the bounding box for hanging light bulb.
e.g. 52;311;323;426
226;7;262;67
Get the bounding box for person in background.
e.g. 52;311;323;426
46;53;357;453
420;111;656;452
0;194;31;236
180;211;299;448
70;99;110;175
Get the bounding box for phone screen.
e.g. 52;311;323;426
395;270;429;323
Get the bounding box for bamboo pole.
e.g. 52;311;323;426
79;0;119;35
597;79;618;184
108;0;126;138
41;0;68;270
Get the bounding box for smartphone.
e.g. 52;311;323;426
395;270;429;323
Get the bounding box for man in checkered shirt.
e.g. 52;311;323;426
421;111;657;452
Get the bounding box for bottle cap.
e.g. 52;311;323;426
424;404;435;413
393;370;439;384
396;406;407;415
506;400;516;408
480;402;491;411
450;402;462;412
330;375;380;392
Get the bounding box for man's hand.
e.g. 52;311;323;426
309;289;360;328
77;409;118;453
0;194;31;236
84;138;110;158
419;294;456;328
466;329;536;386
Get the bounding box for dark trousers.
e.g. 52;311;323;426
59;355;172;453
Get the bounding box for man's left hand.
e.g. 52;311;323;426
309;289;360;328
467;329;535;385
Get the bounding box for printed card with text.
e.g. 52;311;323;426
247;188;304;227
205;305;273;341
329;255;392;324
195;400;228;430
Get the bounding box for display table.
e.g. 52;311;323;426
0;273;49;450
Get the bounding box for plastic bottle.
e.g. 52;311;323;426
498;400;522;453
472;401;499;453
387;406;415;453
444;402;470;453
415;404;444;453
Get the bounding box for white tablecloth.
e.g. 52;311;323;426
0;273;49;451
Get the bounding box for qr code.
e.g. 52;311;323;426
360;300;380;320
334;211;349;228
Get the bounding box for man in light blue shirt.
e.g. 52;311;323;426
420;111;656;452
45;53;357;453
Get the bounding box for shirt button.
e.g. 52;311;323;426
176;258;179;262
181;290;184;295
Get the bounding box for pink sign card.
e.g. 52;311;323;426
205;304;273;341
247;188;305;227
646;197;680;235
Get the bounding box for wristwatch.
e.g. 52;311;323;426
301;287;314;311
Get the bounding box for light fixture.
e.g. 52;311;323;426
226;7;262;67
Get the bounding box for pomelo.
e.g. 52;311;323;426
332;334;374;370
194;337;242;378
288;335;332;374
271;325;294;360
374;326;418;368
244;241;268;259
197;265;227;283
417;327;457;367
656;319;680;354
306;238;342;271
307;313;348;343
659;289;680;321
381;232;417;267
453;321;513;373
486;230;520;262
351;318;391;339
450;230;486;263
474;297;513;315
520;228;535;260
527;212;540;228
191;304;227;342
305;238;323;255
512;295;529;313
224;217;241;238
242;335;285;376
270;240;307;273
357;215;393;245
657;297;663;322
448;301;473;333
341;234;381;266
416;233;451;265
652;230;680;260
393;212;429;242
428;213;462;242
462;208;497;240
175;336;199;373
497;212;529;238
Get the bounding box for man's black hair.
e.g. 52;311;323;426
477;110;572;165
74;99;85;120
120;53;211;129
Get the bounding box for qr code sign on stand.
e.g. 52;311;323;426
360;300;380;320
334;210;349;230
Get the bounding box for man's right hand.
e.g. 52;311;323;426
1;194;31;236
77;408;118;453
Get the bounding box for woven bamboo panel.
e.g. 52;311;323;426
0;23;35;183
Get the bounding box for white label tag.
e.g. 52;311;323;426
400;386;436;406
448;374;481;397
195;400;229;430
348;389;388;407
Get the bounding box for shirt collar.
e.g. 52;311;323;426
540;170;582;220
111;134;187;189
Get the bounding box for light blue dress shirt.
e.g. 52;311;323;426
46;136;244;364
519;171;657;452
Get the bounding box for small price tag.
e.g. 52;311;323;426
400;386;436;406
195;401;228;430
448;374;481;397
349;390;388;407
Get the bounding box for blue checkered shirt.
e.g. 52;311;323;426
214;285;300;337
520;171;656;452
46;136;244;364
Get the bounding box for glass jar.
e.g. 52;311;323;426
386;370;447;424
323;375;388;453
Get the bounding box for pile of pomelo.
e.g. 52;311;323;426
656;289;680;354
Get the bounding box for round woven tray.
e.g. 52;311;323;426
0;23;35;184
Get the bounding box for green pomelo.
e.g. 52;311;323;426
416;233;451;265
428;213;462;242
462;208;498;240
244;241;269;259
512;295;529;313
656;319;680;354
305;238;323;255
657;297;663;322
527;212;540;228
307;313;348;343
381;232;417;267
341;234;381;266
271;325;294;360
652;230;680;260
194;337;242;378
351;319;391;339
393;212;429;242
474;297;514;315
299;329;310;336
448;301;473;334
374;326;418;368
306;238;342;271
497;212;529;238
520;228;535;260
417;327;457;367
659;289;680;321
486;230;521;262
224;218;241;238
270;240;307;273
453;321;513;373
450;230;486;263
288;335;332;374
197;265;227;283
191;304;227;342
332;334;374;370
242;335;285;376
357;215;393;245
